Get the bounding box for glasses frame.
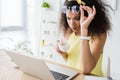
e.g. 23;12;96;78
62;5;80;14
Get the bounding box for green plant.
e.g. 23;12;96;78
41;1;50;8
14;41;33;55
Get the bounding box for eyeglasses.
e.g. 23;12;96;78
62;5;80;14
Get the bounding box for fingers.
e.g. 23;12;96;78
92;6;96;16
55;40;63;54
80;5;96;16
80;5;84;18
55;40;60;50
79;5;96;29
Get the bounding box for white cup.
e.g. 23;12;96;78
58;40;70;52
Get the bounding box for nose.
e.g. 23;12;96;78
70;19;76;26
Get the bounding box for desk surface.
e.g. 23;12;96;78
0;50;85;80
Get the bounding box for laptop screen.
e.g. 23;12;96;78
5;50;79;80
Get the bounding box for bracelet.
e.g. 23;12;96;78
80;36;91;40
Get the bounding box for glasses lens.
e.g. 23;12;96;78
62;5;80;14
72;6;80;14
62;6;67;14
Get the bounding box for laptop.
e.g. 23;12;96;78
5;50;79;80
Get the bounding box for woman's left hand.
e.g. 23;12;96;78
80;5;96;31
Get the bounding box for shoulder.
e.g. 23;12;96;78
91;33;107;42
90;33;107;48
90;33;107;62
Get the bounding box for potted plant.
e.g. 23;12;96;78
41;1;50;8
14;41;33;55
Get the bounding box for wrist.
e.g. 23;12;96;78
81;29;88;36
80;36;91;40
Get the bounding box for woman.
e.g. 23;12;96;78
56;0;111;76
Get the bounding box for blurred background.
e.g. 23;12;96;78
0;0;120;79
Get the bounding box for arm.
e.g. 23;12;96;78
56;41;68;61
80;33;107;74
56;29;71;61
79;5;107;74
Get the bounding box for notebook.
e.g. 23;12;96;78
5;50;79;80
85;75;108;80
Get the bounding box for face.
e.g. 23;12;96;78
66;10;80;33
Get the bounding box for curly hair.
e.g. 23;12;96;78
59;0;111;36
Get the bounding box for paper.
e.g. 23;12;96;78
85;75;107;80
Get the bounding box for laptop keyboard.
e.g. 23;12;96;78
50;70;69;80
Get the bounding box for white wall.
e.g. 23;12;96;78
27;0;43;55
104;0;120;79
28;0;120;78
36;1;120;76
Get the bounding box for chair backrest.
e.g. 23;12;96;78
102;55;110;77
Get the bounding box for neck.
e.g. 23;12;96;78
75;32;80;36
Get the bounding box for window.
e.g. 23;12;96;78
0;0;27;31
0;0;27;49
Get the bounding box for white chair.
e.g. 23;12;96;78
102;55;111;78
